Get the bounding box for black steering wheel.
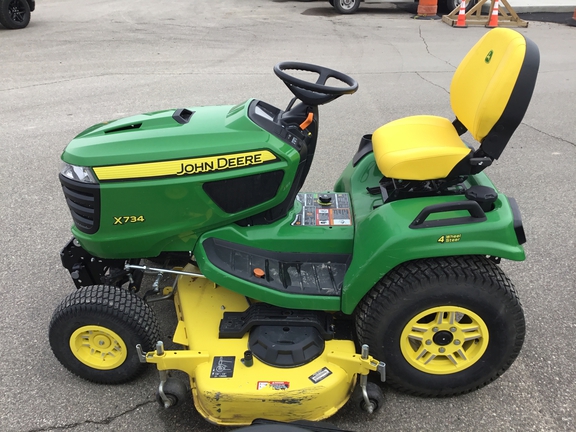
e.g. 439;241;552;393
273;62;358;106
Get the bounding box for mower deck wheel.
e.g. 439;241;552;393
350;381;384;413
156;377;188;408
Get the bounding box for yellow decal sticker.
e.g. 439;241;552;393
113;215;145;225
93;150;278;181
438;234;462;243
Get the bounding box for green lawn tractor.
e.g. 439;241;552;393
49;28;539;426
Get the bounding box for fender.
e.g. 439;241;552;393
335;154;526;314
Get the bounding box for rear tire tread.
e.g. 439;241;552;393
355;256;524;397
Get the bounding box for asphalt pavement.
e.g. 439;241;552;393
1;1;575;431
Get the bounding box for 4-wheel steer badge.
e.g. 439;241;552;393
134;273;385;425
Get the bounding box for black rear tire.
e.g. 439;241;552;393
49;285;160;384
356;256;525;396
333;0;360;14
0;0;30;29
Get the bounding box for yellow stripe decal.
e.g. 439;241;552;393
93;150;278;181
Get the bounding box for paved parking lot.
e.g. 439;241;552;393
1;1;575;431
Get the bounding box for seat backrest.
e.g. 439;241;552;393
450;28;540;160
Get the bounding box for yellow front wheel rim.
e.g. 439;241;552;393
400;306;489;375
70;325;128;370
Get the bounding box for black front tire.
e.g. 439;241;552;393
49;285;161;384
0;0;30;29
356;256;525;396
333;0;360;14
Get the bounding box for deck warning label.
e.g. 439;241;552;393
210;356;235;378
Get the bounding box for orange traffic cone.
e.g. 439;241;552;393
486;0;500;28
414;0;440;20
568;7;576;26
454;0;468;28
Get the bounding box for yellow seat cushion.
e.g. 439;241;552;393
372;115;472;181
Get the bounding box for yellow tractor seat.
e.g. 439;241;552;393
372;115;472;181
373;28;540;181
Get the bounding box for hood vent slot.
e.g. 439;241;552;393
104;123;142;134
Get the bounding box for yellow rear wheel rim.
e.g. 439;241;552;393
70;325;128;370
400;306;489;375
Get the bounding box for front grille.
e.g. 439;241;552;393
59;174;101;234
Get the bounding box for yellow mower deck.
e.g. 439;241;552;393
142;268;382;425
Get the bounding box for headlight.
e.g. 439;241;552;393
60;161;98;184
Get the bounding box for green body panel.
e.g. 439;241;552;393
196;200;353;255
65;102;262;167
335;153;525;314
193;152;524;313
61;99;525;314
65;101;303;258
193;198;354;311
